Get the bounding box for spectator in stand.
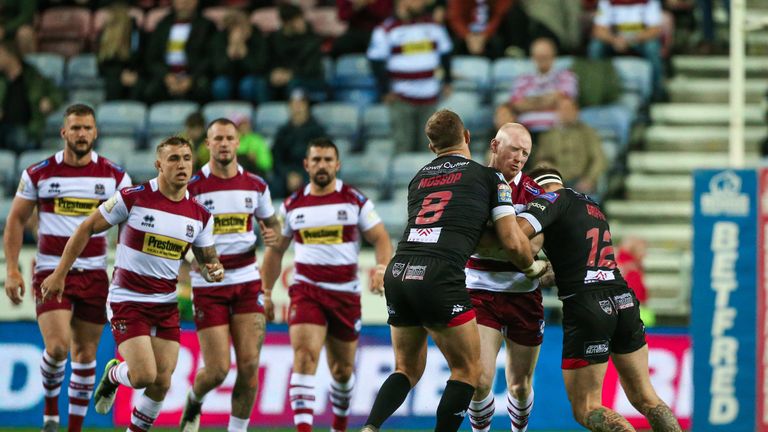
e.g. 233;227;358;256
267;4;325;101
447;0;512;58
506;37;577;135
333;0;393;57
97;1;144;101
616;236;656;326
0;0;36;55
696;0;728;54
143;0;216;104
0;41;62;152
210;10;269;104
521;0;582;53
535;98;606;195
271;89;327;198
367;0;453;153
588;0;665;101
234;114;272;177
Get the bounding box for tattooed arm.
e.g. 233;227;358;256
191;245;224;283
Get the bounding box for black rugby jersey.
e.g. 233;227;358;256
395;154;515;266
518;188;627;297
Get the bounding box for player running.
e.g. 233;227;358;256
517;167;682;432
179;118;281;432
361;110;546;432
3;104;131;432
466;123;545;432
40;136;224;432
261;137;393;432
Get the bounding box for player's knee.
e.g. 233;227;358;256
46;345;69;362
130;371;157;389
626;391;662;415
207;364;230;386
236;359;260;386
293;347;319;371
508;380;532;401
329;362;354;383
569;399;602;426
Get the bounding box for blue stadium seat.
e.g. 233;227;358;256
124;150;158;183
202;101;254;124
311;102;359;140
17;150;55;178
612;57;652;101
452;56;491;93
580;104;633;150
0;196;13;230
362;104;390;138
254;102;289;137
0;149;16;192
97;136;138;165
341;152;389;188
374;198;408;238
390;152;435;187
334;54;376;88
97;100;147;137
363;138;395;156
437;92;481;123
25;53;65;86
66;54;101;89
147;101;200;136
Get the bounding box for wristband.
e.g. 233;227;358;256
522;260;546;278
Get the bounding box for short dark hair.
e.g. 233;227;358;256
185;112;206;129
64;103;95;119
207;117;237;132
306;137;339;158
156;135;193;154
279;3;303;22
0;40;21;62
425;110;465;151
528;166;564;186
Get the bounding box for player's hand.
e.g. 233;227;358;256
263;293;275;322
522;260;549;279
259;220;278;247
202;262;225;283
369;264;386;296
538;263;556;288
40;271;65;303
4;268;26;305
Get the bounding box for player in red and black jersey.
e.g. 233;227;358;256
361;110;547;432
517;167;682;432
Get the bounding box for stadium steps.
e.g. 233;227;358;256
672;55;768;78
604;201;692;222
645;125;766;152
627;151;759;174
650;103;764;125
644;249;686;273
610;222;692;249
667;77;768;103
624;174;692;201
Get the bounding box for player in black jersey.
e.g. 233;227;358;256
517;167;682;432
361;110;547;432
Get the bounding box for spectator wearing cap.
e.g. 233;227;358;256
447;0;512;58
367;0;453;153
588;0;665;100
143;0;216;104
271;90;327;197
332;0;393;57
210;10;269;104
267;4;326;101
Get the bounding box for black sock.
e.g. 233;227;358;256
365;372;412;428
434;379;475;432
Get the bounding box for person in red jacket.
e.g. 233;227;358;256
447;0;512;58
333;0;393;57
616;236;656;326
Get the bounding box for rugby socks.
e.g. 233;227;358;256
365;372;411;428
108;362;133;387
508;389;534;432
68;360;96;432
435;380;475;432
41;351;67;423
227;415;249;432
289;373;316;432
128;392;163;432
330;374;355;432
468;392;495;432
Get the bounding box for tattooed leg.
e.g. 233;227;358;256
643;403;683;432
584;407;636;432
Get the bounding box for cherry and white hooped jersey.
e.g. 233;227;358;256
466;172;544;293
99;178;214;304
187;164;275;288
281;179;381;294
16;151;131;272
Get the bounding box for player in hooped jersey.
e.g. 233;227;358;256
361;111;547;432
40;137;224;432
466;123;548;432
3;104;131;432
261;138;392;432
179;119;281;432
517;168;682;432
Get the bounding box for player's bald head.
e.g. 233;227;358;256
494;123;532;150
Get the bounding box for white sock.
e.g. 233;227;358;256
468;391;495;432
68;360;97;420
508;389;534;432
330;374;355;432
128;392;163;432
289;373;316;427
189;389;205;404
108;362;132;387
41;351;67;423
227;415;249;432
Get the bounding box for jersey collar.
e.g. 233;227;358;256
149;177;190;199
54;150;97;164
303;178;343;195
201;163;243;178
511;171;522;186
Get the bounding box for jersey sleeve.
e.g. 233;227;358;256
116;172;133;190
643;0;662;26
279;203;293;237
15;170;37;201
518;191;567;234
99;191;130;226
594;0;611;27
255;186;276;220
193;214;215;248
358;199;382;232
488;169;516;221
367;26;390;60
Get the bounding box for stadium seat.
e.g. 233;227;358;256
250;8;279;34
452;56;491;93
44;105;69;138
66;54;101;89
437;92;481;124
97;100;148;137
202;101;254;124
492;57;573;92
92;6;144;43
341;152;389;188
17;150;55;178
333;137;353;160
311;102;359;140
124;150;158;183
390;152;435;187
254;102;289;137
143;7;171;32
97;136;138;165
202;6;233;30
362;105;390;139
334;54;376;87
147;101;200;136
25;53;65;86
493;90;510;106
363;138;395;156
0;196;13;231
580;104;633;149
374;198;408;238
37;7;92;58
306;7;347;38
612;57;652;101
0;149;16;191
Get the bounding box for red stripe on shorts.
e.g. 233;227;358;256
561;358;590;369
447;309;476;327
